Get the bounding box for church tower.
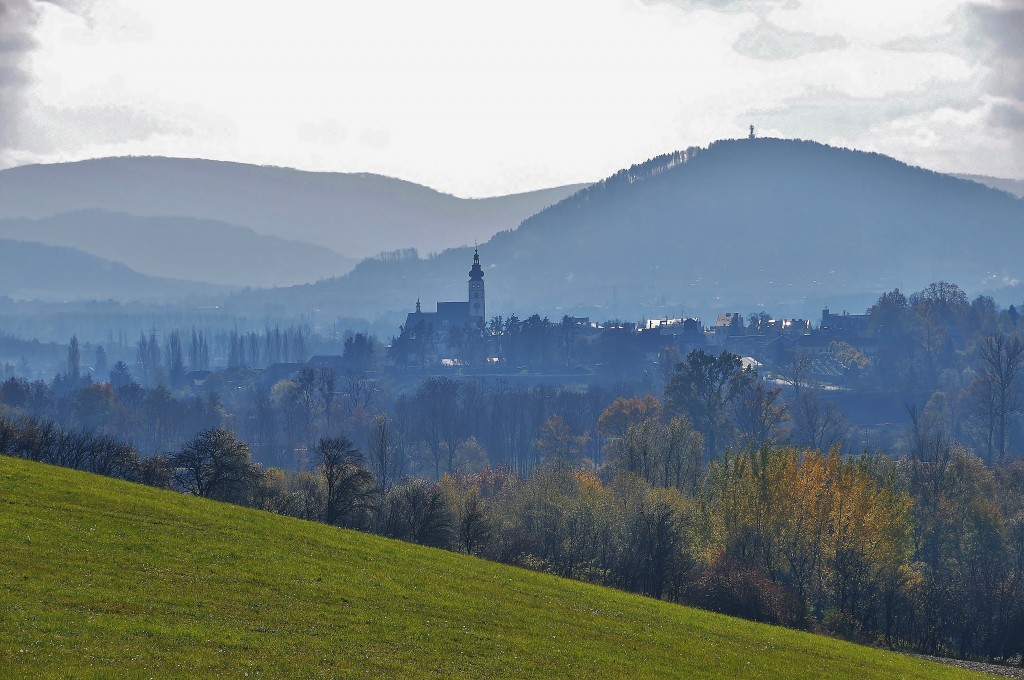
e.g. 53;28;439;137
468;247;485;321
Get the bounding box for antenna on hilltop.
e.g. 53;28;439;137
749;125;756;140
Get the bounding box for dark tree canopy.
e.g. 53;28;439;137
664;350;755;458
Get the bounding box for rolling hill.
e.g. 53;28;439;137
0;455;988;679
0;239;226;302
0;210;355;288
0;157;589;259
229;138;1024;323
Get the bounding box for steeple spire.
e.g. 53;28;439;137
468;247;485;320
469;247;484;281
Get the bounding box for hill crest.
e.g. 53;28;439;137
0;156;589;259
227;138;1024;323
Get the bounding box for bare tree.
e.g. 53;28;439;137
164;330;185;387
734;380;789;449
791;391;846;451
367;413;402;493
317;436;377;528
174;428;259;503
317;367;337;428
978;332;1024;463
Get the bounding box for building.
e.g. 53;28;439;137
402;248;486;338
392;249;487;367
820;307;870;336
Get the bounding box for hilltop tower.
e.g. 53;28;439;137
468;247;485;321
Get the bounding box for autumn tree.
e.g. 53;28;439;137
535;414;589;463
597;395;660;441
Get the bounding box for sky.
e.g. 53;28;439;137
0;0;1022;196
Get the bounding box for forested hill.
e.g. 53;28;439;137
227;138;1024;322
0;157;588;259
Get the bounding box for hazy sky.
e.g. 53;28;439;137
1;0;1022;195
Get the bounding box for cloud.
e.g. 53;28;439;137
0;0;90;150
640;0;797;13
745;81;980;141
989;101;1024;129
17;102;184;151
733;20;847;60
967;1;1024;100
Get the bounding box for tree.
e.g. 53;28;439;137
295;366;318;446
86;434;141;480
910;282;969;387
173;428;259;503
343;332;375;373
136;330;161;386
535;415;588;463
616;486;690;599
317;367;337;426
597;395;661;442
734;380;788;449
94;345;108;376
791;391;846;451
559;315;578;367
66;335;80;382
317;436;377;528
457;488;491;555
608;415;702;494
868;289;913;392
109;361;134;390
366;412;402;492
379;480;454;548
189;329;210;371
165;330;186;387
665;350;754;458
657;345;682;389
977;332;1024;464
454;435;489;473
414;377;462;477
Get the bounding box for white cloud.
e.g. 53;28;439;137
2;0;1020;195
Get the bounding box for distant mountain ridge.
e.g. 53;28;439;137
0;157;589;259
0;210;354;288
0;239;225;302
225;138;1024;323
953;174;1024;199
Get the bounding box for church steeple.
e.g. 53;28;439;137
469;247;484;281
468;247;485;320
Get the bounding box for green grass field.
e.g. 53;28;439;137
0;456;993;678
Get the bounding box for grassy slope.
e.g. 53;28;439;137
0;457;990;679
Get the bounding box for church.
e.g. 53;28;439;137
392;248;487;367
